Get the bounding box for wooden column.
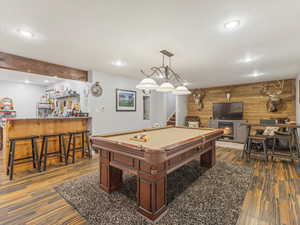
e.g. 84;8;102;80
137;163;167;221
200;141;216;168
99;149;123;193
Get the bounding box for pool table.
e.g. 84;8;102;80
91;126;223;221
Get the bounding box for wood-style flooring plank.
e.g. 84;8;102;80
0;147;299;225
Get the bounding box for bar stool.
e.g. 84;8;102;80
246;136;268;161
242;123;272;162
67;130;91;164
7;136;39;180
38;133;67;171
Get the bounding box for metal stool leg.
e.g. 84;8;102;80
66;134;72;165
43;137;49;171
288;138;294;162
9;140;16;180
242;137;248;159
33;138;39;169
247;138;252;161
72;134;76;163
86;132;91;159
7;141;13;176
58;135;63;162
81;132;85;158
271;137;276;161
39;137;45;172
31;138;37;168
262;140;268;162
60;134;67;165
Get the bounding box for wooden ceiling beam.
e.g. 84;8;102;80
0;52;88;81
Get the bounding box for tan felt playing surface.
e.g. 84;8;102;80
103;127;215;149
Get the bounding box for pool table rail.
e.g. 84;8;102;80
92;126;223;165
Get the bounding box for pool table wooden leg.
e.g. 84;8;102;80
99;150;123;193
137;166;168;221
200;141;216;168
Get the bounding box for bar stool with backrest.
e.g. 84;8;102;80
7;136;39;180
67;130;91;164
271;130;294;161
242;123;270;162
38;133;67;171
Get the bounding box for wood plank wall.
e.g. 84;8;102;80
187;79;296;126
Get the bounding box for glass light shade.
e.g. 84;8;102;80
136;78;159;90
156;82;175;92
173;86;191;95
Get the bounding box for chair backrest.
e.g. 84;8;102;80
260;119;277;125
273;118;289;124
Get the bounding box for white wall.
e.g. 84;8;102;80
88;70;167;135
296;74;300;124
166;92;176;119
0;81;44;118
176;95;187;126
150;91;168;126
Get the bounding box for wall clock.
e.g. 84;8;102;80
91;82;103;97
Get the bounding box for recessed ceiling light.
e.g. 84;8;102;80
251;71;264;77
224;20;240;30
17;29;34;39
24;79;30;84
238;56;256;64
44;80;49;83
243;57;254;63
237;54;263;64
112;60;127;67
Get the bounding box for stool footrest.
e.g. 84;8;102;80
14;156;36;161
14;160;36;166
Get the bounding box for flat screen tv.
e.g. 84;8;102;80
213;102;243;120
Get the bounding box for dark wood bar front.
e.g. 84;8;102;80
1;117;91;172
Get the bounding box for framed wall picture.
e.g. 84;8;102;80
116;89;136;111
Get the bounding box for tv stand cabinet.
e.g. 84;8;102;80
208;119;247;143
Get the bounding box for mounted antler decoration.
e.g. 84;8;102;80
193;89;206;111
224;86;233;102
260;80;285;112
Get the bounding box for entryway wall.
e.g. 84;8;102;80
296;74;300;124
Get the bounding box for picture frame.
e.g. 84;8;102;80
116;89;136;111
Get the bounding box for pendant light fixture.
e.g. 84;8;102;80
136;50;191;95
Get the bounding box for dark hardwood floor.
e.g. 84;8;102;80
0;146;299;225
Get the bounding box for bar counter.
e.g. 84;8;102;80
1;117;91;172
